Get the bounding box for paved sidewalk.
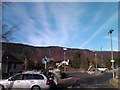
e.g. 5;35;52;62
58;77;80;85
57;72;102;86
57;77;80;89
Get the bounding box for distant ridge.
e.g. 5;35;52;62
2;42;119;66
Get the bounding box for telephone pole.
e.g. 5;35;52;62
63;48;67;72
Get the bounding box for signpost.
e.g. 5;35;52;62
6;56;8;73
24;58;27;70
63;48;67;72
95;53;97;74
44;56;47;69
111;59;115;79
42;56;50;69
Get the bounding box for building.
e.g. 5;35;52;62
2;52;24;74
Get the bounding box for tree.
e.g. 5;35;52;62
1;23;20;42
49;60;56;67
71;52;81;68
115;58;120;67
2;2;12;8
1;2;20;42
105;59;111;69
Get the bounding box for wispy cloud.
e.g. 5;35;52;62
104;36;118;43
80;11;118;48
15;3;86;46
3;2;118;51
91;8;104;23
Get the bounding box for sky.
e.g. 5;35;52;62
2;1;118;51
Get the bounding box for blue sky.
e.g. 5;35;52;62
3;2;118;51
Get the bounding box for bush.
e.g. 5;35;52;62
71;52;81;68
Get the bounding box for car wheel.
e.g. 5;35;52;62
0;85;5;90
31;85;41;90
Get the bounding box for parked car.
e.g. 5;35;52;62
0;71;58;90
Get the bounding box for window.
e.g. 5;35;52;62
11;74;23;80
9;63;12;69
14;63;16;69
22;74;44;80
23;74;34;80
34;74;44;80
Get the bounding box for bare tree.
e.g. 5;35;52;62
1;23;20;42
2;1;12;8
1;2;20;42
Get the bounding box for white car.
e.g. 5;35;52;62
0;71;57;90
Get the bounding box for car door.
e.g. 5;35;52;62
33;74;47;88
9;74;23;89
21;74;35;89
23;74;47;89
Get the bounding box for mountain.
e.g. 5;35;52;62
1;42;119;67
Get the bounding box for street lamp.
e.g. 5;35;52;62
108;29;115;79
44;56;47;69
0;62;2;71
24;58;27;70
95;53;97;74
6;56;8;74
0;62;1;79
101;47;104;67
93;50;97;74
63;47;67;72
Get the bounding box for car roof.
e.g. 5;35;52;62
21;71;42;75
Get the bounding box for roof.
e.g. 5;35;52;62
2;52;23;63
22;71;42;75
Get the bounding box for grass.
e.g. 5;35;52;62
110;78;120;87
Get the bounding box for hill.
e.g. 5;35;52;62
2;42;119;69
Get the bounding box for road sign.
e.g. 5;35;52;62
42;57;50;64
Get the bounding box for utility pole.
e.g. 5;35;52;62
63;48;67;72
95;53;97;74
0;45;2;79
6;56;8;74
44;56;47;69
24;58;27;70
108;29;115;79
101;47;104;67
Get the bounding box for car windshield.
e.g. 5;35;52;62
10;74;23;80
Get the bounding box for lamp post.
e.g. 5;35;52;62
101;47;104;67
44;56;47;69
95;53;97;74
6;56;8;74
24;58;27;70
63;47;67;72
0;62;1;79
0;62;1;71
108;29;114;79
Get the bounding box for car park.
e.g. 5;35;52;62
0;71;57;90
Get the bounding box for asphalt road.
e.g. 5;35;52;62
72;72;117;88
58;72;119;90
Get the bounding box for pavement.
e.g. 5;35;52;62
57;77;80;89
57;72;119;89
58;77;80;85
57;72;102;89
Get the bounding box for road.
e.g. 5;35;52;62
72;72;117;88
58;71;119;90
